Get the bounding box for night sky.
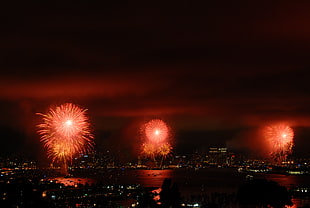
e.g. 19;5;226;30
1;2;310;159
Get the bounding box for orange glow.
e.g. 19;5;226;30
65;120;73;126
158;143;172;157
155;130;160;135
142;143;156;157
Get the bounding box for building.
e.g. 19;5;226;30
206;147;228;167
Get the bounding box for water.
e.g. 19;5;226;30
54;168;310;207
115;168;246;196
52;177;95;186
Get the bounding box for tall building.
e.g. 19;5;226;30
206;147;228;166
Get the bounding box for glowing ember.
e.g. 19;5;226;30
263;123;294;163
37;103;94;164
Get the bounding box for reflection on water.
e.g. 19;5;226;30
133;169;173;188
107;168;247;197
52;177;95;186
264;174;298;189
50;169;310;207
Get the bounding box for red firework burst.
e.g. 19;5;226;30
263;123;294;161
37;103;94;163
141;119;172;161
144;119;169;143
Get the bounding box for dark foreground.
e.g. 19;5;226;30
1;168;310;207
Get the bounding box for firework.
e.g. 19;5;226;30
263;123;294;163
142;143;156;158
144;119;169;143
141;119;172;168
37;103;94;164
158;143;172;157
142;142;172;157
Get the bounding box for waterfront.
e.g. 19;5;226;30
54;168;310;207
92;168;310;194
113;168;245;195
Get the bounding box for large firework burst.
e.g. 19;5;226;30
263;123;294;163
144;119;169;144
141;119;172;167
37;103;94;164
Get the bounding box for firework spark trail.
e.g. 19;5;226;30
142;143;156;158
263;123;294;163
158;143;172;157
142;142;172;157
37;103;94;163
